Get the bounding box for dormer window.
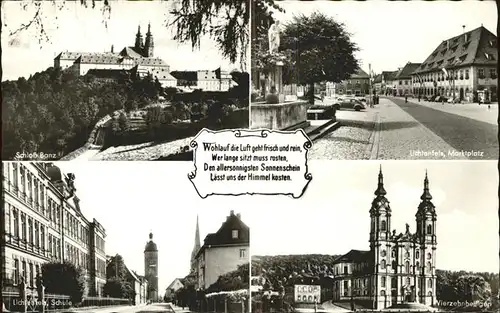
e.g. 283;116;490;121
485;53;495;60
489;40;496;47
231;229;239;239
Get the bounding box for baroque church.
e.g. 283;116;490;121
54;24;177;87
331;168;437;310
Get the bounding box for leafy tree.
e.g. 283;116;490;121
169;0;249;70
103;254;135;299
206;263;250;293
41;261;85;304
280;12;359;104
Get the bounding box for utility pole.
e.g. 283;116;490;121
369;63;373;105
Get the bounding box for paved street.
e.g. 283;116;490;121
309;97;498;160
64;303;182;313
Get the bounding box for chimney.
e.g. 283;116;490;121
230;210;235;216
446;40;450;50
236;213;241;219
464;33;469;43
111;45;114;53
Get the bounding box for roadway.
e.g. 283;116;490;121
308;96;498;160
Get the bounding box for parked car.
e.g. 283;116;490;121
334;98;366;111
428;95;439;102
435;95;448;102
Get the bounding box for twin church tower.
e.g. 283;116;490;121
134;23;155;58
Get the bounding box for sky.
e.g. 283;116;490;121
271;0;497;75
57;161;254;297
1;0;242;81
248;160;498;274
55;160;498;295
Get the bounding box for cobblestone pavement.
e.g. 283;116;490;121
388;95;498;125
90;137;194;161
309;96;496;160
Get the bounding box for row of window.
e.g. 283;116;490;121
64;242;89;270
48;234;61;260
11;258;41;287
414;68;496;83
380;290;433;297
381;250;432;260
64;210;90;247
4;163;101;249
380;260;432;274
5;203;47;252
381;276;433;289
96;258;106;277
378;220;433;235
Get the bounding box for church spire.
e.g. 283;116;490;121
374;165;387;196
190;215;201;272
420;170;432;201
144;22;154;57
135;25;144;50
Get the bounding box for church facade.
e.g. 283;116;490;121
331;168;437;310
144;232;159;302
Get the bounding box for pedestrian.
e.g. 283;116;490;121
418;94;421;102
405;95;408;103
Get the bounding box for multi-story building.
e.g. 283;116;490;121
331;168;437;310
393;62;421;96
411;26;497;102
333;68;371;96
170;68;237;92
380;71;399;96
54;24;178;88
126;267;149;305
194;210;250;290
164;278;184;301
144;233;159;302
2;162;106;296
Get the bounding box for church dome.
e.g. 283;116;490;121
144;232;158;252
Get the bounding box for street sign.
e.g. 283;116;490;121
294;285;321;304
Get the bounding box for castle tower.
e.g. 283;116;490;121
144;22;154;57
415;171;437;307
369;166;393;310
190;215;201;273
144;232;158;302
135;25;144;50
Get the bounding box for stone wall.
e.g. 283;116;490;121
250;101;308;130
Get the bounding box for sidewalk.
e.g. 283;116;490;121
63;303;146;313
387;96;498;126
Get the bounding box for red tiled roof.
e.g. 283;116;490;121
414;26;497;74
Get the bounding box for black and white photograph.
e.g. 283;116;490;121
1;161;252;313
250;161;498;313
250;0;498;160
2;0;250;161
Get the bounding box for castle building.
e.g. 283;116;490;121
2;162;107;298
144;232;159;302
194;210;250;290
411;26;497;102
331;168;437;310
170;68;237;92
53;24;177;88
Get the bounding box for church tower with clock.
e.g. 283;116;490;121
144;232;159;302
